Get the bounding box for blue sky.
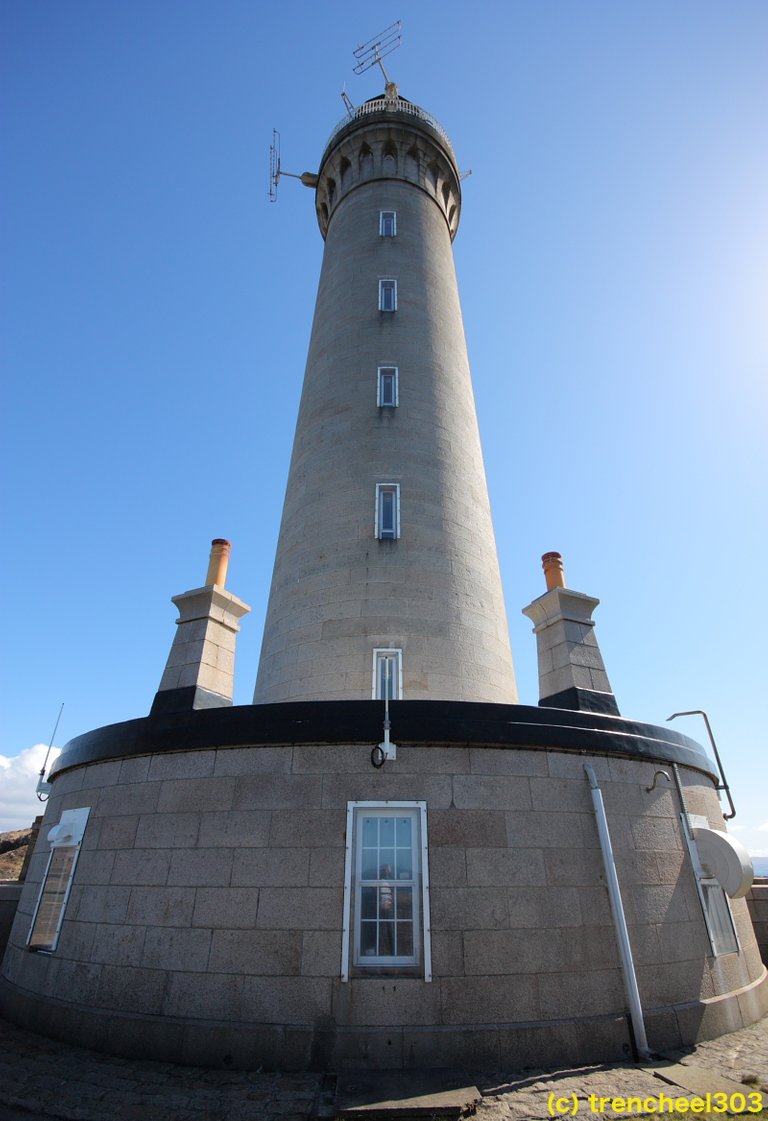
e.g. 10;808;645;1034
1;1;766;856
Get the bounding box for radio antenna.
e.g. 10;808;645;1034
352;20;402;87
36;702;64;801
269;129;318;203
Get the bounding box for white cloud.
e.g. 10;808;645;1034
0;745;61;832
758;821;768;832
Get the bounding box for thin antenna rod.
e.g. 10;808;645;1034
268;128;318;203
352;20;402;83
36;702;64;801
269;128;281;202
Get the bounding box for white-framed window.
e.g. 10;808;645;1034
377;366;399;407
27;807;91;953
375;483;400;539
378;279;397;312
372;648;403;700
341;801;431;981
379;210;397;237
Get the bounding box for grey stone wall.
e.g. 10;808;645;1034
746;880;768;966
1;745;765;1070
0;884;22;960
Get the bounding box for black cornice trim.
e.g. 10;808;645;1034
539;686;621;717
49;699;717;781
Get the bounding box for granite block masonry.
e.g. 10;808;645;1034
1;71;764;1073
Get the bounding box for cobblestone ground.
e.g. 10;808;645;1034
476;1017;768;1120
0;1014;765;1120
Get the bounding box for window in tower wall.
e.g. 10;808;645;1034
375;483;400;539
378;279;397;312
27;807;91;953
372;648;402;700
377;366;399;407
379;210;397;237
340;801;432;980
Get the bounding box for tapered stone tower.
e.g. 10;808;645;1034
3;70;764;1080
255;87;517;705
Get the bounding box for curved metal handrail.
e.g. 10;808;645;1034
324;97;456;162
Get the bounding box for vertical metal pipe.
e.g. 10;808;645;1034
584;764;651;1059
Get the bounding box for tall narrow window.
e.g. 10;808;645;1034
378;279;397;312
372;648;402;700
341;801;432;980
375;483;400;539
28;807;90;953
379;210;396;237
377;366;399;407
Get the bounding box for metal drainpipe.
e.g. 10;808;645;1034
583;764;651;1059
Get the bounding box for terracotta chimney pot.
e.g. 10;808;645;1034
206;539;232;588
542;551;566;591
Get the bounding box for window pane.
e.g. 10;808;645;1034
396;922;413;956
702;882;738;954
396;852;412;879
361;886;378;919
380;490;394;534
28;847;77;951
379;280;396;311
360;921;377;955
380;371;395;406
351;804;424;971
378;655;395;697
395;887;413;919
361;850;378;880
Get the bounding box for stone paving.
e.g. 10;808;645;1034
0;1013;766;1120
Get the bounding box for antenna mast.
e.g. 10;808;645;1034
36;702;64;801
352;20;402;97
269;129;318;203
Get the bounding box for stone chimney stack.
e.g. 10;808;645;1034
151;539;251;715
522;552;619;716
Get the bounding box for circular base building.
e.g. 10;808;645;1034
1;699;765;1070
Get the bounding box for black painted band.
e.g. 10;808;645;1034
539;687;620;717
49;699;717;782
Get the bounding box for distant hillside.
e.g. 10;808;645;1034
0;829;33;880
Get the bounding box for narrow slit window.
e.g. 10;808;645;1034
341;801;431;981
378;279;397;312
380;210;397;237
375;483;400;539
372;648;402;701
377;366;399;407
27;807;91;953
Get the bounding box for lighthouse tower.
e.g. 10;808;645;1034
2;51;765;1078
255;83;517;705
